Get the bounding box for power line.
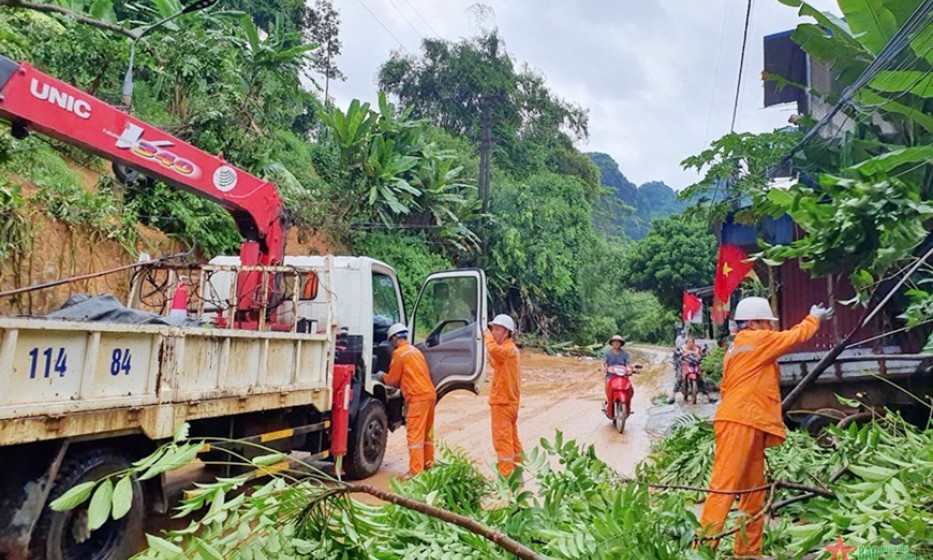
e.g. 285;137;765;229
355;0;407;51
385;0;425;41
730;0;754;132
703;0;730;146
399;0;441;37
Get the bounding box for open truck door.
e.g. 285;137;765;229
409;269;488;400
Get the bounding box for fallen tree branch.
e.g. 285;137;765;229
770;464;849;512
344;483;543;560
0;0;140;39
648;480;834;499
699;482;778;542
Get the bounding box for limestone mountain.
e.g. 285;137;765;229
588;152;686;240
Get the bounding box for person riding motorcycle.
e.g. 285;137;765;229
603;335;631;377
603;335;631;408
668;336;717;404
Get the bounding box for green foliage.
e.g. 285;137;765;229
763;174;933;290
680;129;803;223
486;172;601;337
3;135;137;249
575;238;677;344
741;0;933;326
69;430;709;559
639;412;933;558
0;179;30;260
623;215;718;310
125;183;240;256
699;345;725;386
0;1;676;347
320;94;480;252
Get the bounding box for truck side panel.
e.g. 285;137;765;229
0;318;333;446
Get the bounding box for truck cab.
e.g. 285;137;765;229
207;255;488;478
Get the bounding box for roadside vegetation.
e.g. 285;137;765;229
0;0;712;344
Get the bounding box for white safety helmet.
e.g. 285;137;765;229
489;314;515;333
386;323;409;339
733;297;778;322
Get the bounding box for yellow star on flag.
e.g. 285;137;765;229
722;262;733;277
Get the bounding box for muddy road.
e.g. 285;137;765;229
364;345;712;487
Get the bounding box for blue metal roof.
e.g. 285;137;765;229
721;213;795;247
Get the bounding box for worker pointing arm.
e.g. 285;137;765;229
485;314;523;478
699;297;833;557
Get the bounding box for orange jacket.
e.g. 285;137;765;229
485;331;521;405
714;315;820;444
382;341;436;403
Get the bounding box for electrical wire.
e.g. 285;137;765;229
399;0;441;37
730;0;754;132
385;0;425;41
703;0;731;146
355;0;408;51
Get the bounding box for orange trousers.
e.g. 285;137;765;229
490;403;523;477
699;421;769;556
405;399;435;476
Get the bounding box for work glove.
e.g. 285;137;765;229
809;303;835;322
374;371;386;382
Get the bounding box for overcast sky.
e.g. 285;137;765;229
326;0;839;190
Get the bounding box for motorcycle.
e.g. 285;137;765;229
602;363;642;434
681;353;703;404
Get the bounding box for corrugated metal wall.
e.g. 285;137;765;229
778;259;876;352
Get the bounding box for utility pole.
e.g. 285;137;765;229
478;94;500;255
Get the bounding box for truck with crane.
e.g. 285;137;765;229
0;55;489;560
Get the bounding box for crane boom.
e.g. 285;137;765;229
0;55;289;323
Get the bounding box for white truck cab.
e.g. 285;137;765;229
205;255;489;477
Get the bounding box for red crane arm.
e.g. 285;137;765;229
0;55;287;268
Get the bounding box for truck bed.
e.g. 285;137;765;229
0;317;333;446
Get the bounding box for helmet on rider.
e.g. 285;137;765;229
733;297;778;322
608;334;625;346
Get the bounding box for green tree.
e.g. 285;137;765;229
377;32;593;186
486;172;601;337
623;215;718;310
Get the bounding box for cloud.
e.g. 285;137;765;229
328;0;840;189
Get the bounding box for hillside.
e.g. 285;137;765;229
588;152;686;240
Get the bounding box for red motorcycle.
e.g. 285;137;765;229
681;353;702;404
602;364;642;433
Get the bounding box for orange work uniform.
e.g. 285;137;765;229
700;315;819;556
485;331;523;477
383;340;437;476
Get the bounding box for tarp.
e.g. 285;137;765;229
44;293;202;326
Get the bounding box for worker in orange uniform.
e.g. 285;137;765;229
699;297;833;556
380;323;437;479
485;314;523;478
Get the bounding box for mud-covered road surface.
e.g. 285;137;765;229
363;345;718;490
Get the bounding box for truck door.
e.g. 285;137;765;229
409;270;487;400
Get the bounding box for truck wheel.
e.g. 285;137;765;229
345;399;388;480
33;449;144;560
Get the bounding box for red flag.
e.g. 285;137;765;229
713;244;755;303
683;291;702;323
711;295;727;325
